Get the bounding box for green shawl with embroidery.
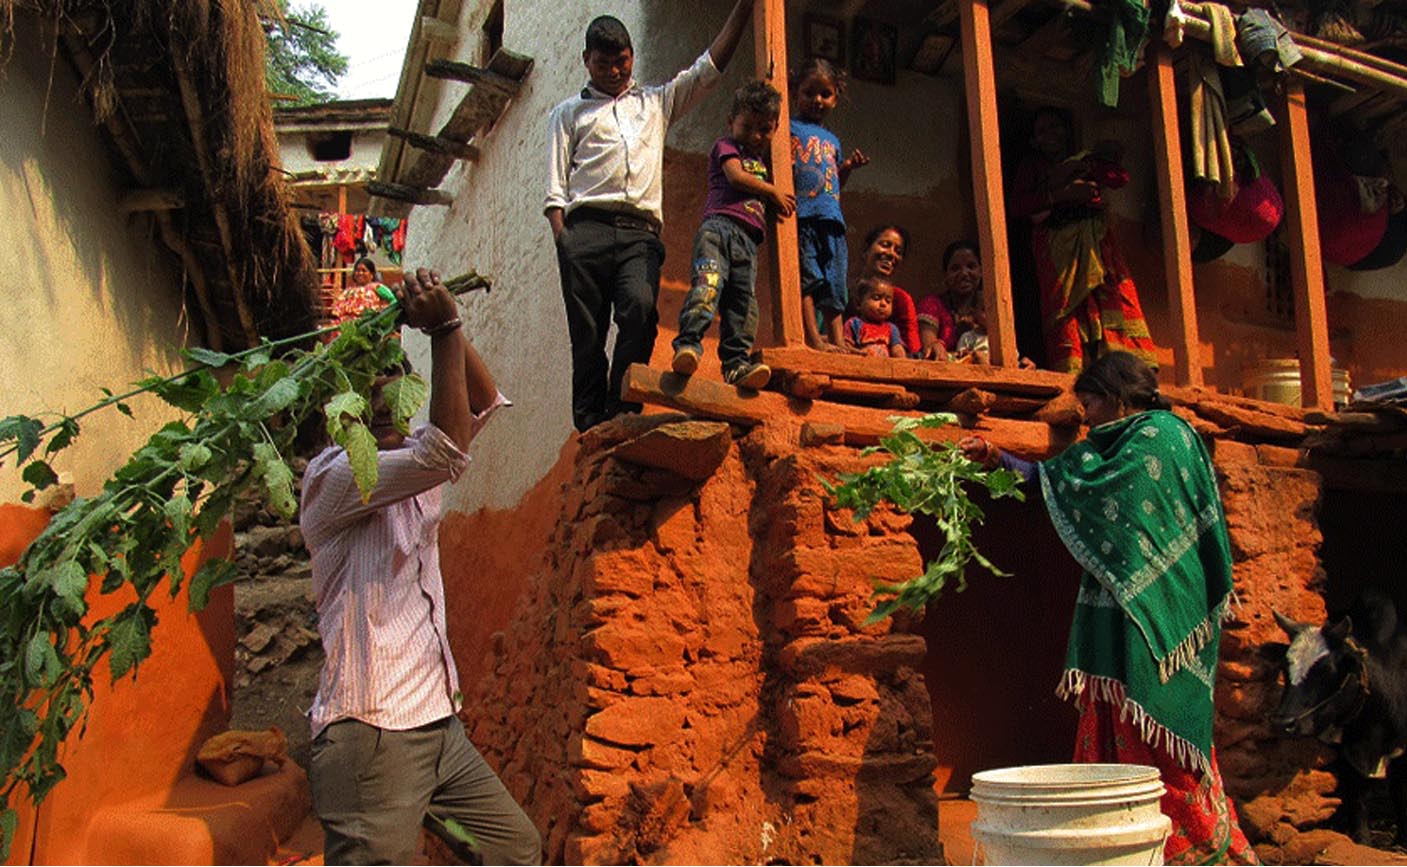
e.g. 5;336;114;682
1038;409;1233;775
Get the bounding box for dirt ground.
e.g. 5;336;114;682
230;569;322;770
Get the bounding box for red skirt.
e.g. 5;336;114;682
1073;695;1259;865
1032;219;1159;374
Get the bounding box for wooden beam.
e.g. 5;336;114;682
759;346;1070;396
958;0;1019;367
423;59;521;95
622;364;1076;455
1278;81;1334;411
60;29;225;350
386;127;480;161
366;180;455;206
420;15;459;44
1147;44;1202;387
754;0;805;347
169;48;260;347
118;188;185;214
156;212;225;353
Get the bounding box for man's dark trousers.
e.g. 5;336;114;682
555;212;665;432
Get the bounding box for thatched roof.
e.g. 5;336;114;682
1;0;318;350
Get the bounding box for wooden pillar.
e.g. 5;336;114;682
1278;80;1333;410
1147;44;1203;386
754;0;805;346
337;184;349;293
958;0;1019;367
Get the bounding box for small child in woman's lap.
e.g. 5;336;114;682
844;278;906;358
672;81;795;389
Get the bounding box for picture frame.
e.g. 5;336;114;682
803;15;845;66
851;17;897;85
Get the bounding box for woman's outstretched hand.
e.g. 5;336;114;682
958;435;998;469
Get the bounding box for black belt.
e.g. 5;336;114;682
567;206;660;236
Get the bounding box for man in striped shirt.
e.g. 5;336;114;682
300;268;540;865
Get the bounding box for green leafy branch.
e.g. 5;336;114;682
0;272;487;858
823;414;1027;624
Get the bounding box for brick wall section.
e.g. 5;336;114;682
1209;440;1341;857
465;416;942;864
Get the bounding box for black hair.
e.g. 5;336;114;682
863;224;911;253
789;57;846;94
942;240;980;270
1073;352;1170;411
585;15;632;54
854;276;892;303
731;80;782;120
354;257;378;280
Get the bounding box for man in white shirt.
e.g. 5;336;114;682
301;269;540;865
545;2;756;432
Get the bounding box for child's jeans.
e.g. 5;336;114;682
673;215;760;373
797;218;848;317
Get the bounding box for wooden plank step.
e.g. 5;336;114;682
397;49;534;194
758;346;1070;397
366;181;453;206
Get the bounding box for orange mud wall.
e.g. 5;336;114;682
0;505;286;865
453;419;943;864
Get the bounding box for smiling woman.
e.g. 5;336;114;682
856;225;920;356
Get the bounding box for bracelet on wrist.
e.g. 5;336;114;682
424;317;462;337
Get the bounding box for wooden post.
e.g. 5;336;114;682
754;0;805;346
1147;44;1203;386
958;0;1018;367
337;184;348;293
1278;80;1333;410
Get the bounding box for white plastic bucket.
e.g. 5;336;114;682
970;763;1171;865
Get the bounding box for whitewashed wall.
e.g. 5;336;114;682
0;28;185;503
401;0;972;512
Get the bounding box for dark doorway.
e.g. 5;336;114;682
914;492;1082;793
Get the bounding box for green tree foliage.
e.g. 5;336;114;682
264;2;349;106
824;415;1026;623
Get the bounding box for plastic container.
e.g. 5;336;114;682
970;763;1171;865
1243;358;1351;409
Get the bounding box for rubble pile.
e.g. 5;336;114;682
229;459;322;768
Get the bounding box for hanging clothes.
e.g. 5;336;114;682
1237;8;1302;72
364;217;407;266
390;218;408;266
1188;52;1237;200
333;214;364;264
1097;0;1151;108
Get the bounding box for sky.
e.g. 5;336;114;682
322;1;420;100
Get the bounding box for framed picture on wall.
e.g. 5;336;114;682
804;15;845;65
851;17;897;84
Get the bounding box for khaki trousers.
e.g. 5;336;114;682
310;716;541;865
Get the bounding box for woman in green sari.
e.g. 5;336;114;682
960;352;1257;865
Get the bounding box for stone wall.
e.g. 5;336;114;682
465;415;942;864
1208;441;1341;861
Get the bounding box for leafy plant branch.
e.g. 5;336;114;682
823;414;1027;624
0;273;488;858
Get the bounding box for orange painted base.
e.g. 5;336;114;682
0;503;309;865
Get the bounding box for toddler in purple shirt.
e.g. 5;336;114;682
671;81;795;389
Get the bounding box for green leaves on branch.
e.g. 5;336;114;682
823;414;1026;624
0;302;426;860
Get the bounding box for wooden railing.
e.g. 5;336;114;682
752;0;1363;410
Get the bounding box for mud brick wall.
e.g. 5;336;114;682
465;416;942;865
1209;441;1340;858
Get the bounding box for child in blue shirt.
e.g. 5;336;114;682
790;58;869;351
